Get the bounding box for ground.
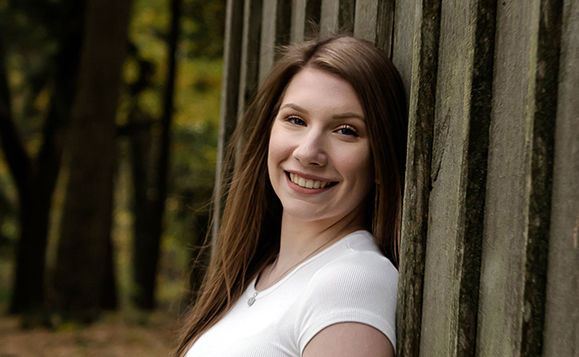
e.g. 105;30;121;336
0;312;178;356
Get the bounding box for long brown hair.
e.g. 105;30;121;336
176;35;407;355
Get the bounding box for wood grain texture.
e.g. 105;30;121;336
392;0;417;101
477;1;539;355
320;0;339;36
275;0;292;59
353;0;378;42
396;1;441;356
259;0;277;84
375;0;395;55
419;1;495;356
338;0;355;34
212;0;244;245
420;1;477;354
521;0;563;355
291;0;307;43
456;1;496;355
238;0;263;121
543;0;579;355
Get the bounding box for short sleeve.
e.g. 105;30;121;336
294;252;398;353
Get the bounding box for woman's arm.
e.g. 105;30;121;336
302;322;394;357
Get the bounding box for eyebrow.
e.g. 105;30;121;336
280;103;365;121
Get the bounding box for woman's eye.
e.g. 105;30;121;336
336;125;359;137
286;115;306;126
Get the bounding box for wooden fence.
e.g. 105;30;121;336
214;0;578;356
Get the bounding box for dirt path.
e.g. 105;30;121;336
0;313;178;356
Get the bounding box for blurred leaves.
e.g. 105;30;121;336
0;0;225;312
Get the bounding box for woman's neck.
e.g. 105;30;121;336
275;209;364;272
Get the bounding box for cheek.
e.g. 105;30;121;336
340;146;373;193
267;125;284;178
267;124;290;166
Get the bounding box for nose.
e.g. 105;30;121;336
292;130;328;166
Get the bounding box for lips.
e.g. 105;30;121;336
287;172;337;189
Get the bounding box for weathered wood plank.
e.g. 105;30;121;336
320;0;339;36
521;0;563;355
291;0;320;43
320;0;355;36
237;0;263;122
259;0;292;83
396;1;441;356
543;0;579;355
375;0;395;55
353;0;378;42
456;1;496;355
420;1;481;354
291;0;307;43
391;0;417;101
275;0;292;57
477;1;541;355
338;0;355;34
259;0;277;84
419;0;495;355
212;0;244;244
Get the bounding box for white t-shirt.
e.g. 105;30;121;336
185;230;398;357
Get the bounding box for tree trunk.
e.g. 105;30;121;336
52;0;131;320
1;0;86;314
131;0;181;310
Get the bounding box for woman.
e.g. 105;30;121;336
177;35;407;357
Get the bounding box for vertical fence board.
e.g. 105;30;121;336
354;0;378;42
521;0;563;354
259;0;277;84
339;0;356;34
396;1;441;356
543;0;579;355
375;0;395;55
212;0;244;243
275;1;292;56
291;0;307;43
320;0;339;35
392;1;417;100
455;1;495;355
291;0;320;43
237;0;263;122
477;1;539;355
419;1;477;354
320;0;355;36
259;0;292;84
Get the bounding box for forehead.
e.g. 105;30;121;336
280;66;364;116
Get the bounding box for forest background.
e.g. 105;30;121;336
0;0;224;354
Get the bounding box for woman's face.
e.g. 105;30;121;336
267;66;373;226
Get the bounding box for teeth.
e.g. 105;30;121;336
289;173;332;189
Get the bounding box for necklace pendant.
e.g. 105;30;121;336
247;292;258;306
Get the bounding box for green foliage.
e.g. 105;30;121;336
118;0;224;309
182;0;225;58
0;0;224;312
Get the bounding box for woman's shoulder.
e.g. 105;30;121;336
319;230;398;279
293;230;398;352
305;230;398;296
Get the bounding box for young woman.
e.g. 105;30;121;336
177;35;407;357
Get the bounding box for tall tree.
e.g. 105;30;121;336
131;0;182;309
0;0;86;314
52;0;132;320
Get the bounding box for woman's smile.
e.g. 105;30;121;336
285;171;338;192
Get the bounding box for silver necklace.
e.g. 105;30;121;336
248;239;335;306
